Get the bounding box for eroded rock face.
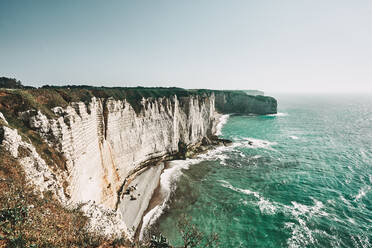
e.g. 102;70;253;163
12;94;217;236
28;95;216;208
0;126;66;202
0;111;8;125
0;124;131;238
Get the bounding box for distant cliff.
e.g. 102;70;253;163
244;90;265;96
208;90;277;115
0;86;277;240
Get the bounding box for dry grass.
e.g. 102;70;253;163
0;89;67;173
0;150;129;248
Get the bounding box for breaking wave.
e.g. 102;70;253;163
219;180;278;215
140;134;281;239
140;147;235;239
267;112;288;117
234;137;278;150
140;115;233;239
215;114;230;136
140;160;194;240
219;179;334;248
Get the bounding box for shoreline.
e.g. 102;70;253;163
134;161;168;240
135;114;231;241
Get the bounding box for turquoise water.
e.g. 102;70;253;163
157;94;372;248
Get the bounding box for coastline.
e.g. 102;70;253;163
134;161;169;240
136;114;231;241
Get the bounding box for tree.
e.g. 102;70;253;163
0;77;23;89
177;214;219;248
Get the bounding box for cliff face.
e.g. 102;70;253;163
0;91;218;237
21;94;216;205
0;87;276;238
214;91;277;115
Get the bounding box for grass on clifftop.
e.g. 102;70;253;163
0;86;273;118
0;87;196;117
0;150;126;248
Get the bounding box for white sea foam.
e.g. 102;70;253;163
219;180;277;214
220;179;331;247
140;113;235;238
140;144;235;239
340;195;351;206
239;137;277;150
238;151;246;158
355;185;371;201
215;114;230;136
139;159;196;240
251;155;262;159
285;219;315;248
283;199;329;248
286;199;328;218
267;112;288;117
351;234;371;248
220;180;329;247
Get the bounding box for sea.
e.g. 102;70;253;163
142;94;372;248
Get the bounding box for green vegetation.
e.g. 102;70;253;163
0;76;276;117
1;86;198;117
0;90;67;172
0;150;124;248
0;150;218;248
0;86;275;118
0;77;35;89
0;77;23;89
137;215;219;248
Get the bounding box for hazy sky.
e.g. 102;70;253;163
1;0;372;93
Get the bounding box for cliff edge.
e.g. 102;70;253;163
0;86;277;242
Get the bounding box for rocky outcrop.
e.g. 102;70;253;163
214;91;277;115
0;122;130;238
0;125;66;201
0;111;8;124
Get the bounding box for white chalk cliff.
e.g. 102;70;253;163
1;94;218;238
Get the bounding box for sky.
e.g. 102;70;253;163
0;0;372;93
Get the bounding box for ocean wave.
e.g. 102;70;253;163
286;199;328;218
215;114;230;136
285;219;315;248
219;180;330;247
139;160;190;240
351;234;371;248
251;155;262;159
283;199;329;248
239;137;278;150
140;113;234;238
354;185;371;201
140;145;235;239
267;112;288;117
231;136;278;150
219;180;277;215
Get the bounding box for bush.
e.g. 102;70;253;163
0;151;116;247
0;77;23;89
177;214;219;248
149;234;171;248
